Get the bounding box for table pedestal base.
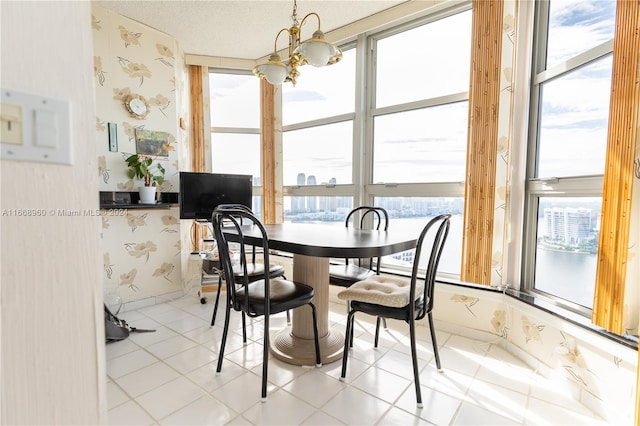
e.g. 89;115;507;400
270;328;344;366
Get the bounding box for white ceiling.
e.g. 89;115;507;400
93;0;407;61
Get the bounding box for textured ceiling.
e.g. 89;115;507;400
93;0;407;60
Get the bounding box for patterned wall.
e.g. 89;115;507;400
92;6;190;305
433;284;637;424
626;130;640;334
492;2;516;286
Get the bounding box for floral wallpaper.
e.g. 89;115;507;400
622;140;639;334
92;6;190;304
434;284;636;424
92;9;179;194
101;210;182;302
491;2;516;286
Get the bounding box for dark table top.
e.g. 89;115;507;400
226;222;418;258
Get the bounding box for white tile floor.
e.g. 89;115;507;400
106;290;607;425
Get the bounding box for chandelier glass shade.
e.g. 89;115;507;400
253;1;342;86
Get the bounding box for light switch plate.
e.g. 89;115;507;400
108;122;118;151
1;88;72;165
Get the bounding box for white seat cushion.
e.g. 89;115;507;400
337;275;424;308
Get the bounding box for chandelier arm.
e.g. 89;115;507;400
273;28;291;53
299;12;322;38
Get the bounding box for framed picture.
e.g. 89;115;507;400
135;129;170;157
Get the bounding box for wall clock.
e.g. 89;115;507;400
124;94;149;119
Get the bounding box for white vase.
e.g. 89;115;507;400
138;186;157;204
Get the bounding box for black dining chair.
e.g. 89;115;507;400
337;214;451;408
209;205;289;336
212;205;322;401
329;206;389;288
329;206;390;330
208;250;289;343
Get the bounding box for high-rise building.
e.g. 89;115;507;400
544;207;595;245
306;175;317;212
291;173;307;213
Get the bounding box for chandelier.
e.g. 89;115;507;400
253;0;342;86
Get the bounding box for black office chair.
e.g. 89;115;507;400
212;205;322;401
337;214;451;408
329;206;389;287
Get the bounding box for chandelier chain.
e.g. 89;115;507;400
291;0;299;25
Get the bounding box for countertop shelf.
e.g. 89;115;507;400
99;203;175;209
99;191;179;210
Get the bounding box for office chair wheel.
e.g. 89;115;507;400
200;297;207;304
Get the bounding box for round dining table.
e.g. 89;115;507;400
236;222;418;365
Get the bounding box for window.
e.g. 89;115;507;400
373;103;468;184
283;122;353;186
370;8;472;274
282;49;356;125
284;196;353;224
524;0;615;311
209;72;261;180
534;197;601;307
374;197;464;277
375;10;472;108
282;47;357;207
213;4;472;282
536;57;612;178
209;71;262;217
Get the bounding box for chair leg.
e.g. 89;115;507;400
210;275;223;327
374;317;382;348
409;317;423;408
216;297;232;374
340;310;355;381
261;313;269;402
349;314;355;348
428;312;442;371
241;312;247;344
308;303;322;367
382;317;388;329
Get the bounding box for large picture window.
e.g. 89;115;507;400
209;71;262;217
525;0;615;311
370;8;471;274
209;72;261;180
282;47;357;212
213;4;472;283
283;121;353;186
375;10;472;108
373;102;468;184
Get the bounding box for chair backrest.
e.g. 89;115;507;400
410;214;451;318
344;206;389;232
344;206;389;271
212;204;271;315
214;203;259;263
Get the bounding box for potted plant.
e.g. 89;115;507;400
125;154;165;204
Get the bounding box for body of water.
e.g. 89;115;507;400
285;214;596;308
534;248;596;308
